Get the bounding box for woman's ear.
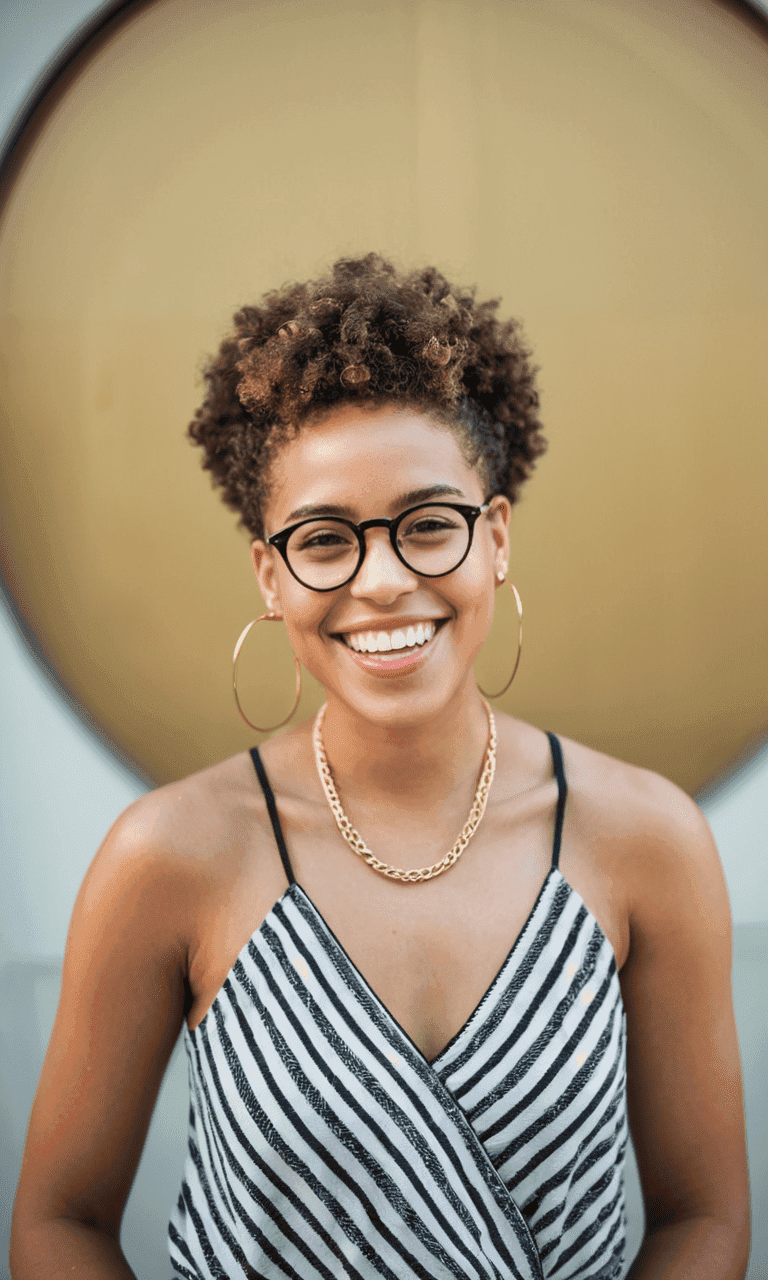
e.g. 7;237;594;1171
487;496;511;583
250;540;283;616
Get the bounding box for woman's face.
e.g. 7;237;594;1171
251;404;510;727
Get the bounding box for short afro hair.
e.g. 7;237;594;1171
188;253;546;539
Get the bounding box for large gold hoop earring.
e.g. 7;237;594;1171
477;580;523;699
233;613;302;733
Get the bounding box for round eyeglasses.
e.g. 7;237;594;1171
267;500;492;592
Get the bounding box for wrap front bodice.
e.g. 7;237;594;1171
168;734;628;1280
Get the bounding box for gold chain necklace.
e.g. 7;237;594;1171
312;701;497;883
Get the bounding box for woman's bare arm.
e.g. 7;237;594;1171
9;788;196;1278
619;774;750;1279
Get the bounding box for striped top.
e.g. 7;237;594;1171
168;733;628;1280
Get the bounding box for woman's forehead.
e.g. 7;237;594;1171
282;482;471;524
268;405;483;518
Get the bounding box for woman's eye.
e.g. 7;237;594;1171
404;519;456;536
307;533;338;546
301;532;349;549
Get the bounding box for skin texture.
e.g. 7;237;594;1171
11;407;750;1278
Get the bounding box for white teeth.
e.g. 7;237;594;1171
342;620;438;653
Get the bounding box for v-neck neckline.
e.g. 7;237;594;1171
289;868;563;1067
185;865;619;1069
188;732;583;1055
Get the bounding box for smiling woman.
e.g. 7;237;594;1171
250;404;509;733
10;255;750;1280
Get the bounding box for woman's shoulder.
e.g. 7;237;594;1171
501;712;715;875
98;747;281;894
544;724;723;921
555;726;710;846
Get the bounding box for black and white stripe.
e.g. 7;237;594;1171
435;870;627;1279
168;736;627;1279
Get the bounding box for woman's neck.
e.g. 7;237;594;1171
316;683;493;809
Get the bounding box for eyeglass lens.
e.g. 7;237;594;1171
284;505;472;589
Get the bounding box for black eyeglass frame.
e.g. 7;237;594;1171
267;499;493;592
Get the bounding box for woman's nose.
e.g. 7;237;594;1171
348;528;419;600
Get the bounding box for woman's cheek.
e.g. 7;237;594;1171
461;587;497;663
283;606;334;671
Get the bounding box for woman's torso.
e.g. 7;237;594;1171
167;713;636;1279
182;715;631;1059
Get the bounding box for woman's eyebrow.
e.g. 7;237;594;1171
285;484;466;523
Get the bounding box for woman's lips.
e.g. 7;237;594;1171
336;621;444;676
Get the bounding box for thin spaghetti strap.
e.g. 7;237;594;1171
249;748;296;887
545;732;568;870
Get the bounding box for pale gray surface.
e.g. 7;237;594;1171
0;0;109;140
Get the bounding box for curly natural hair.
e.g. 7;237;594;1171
188;253;546;539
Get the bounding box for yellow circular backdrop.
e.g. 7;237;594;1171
1;0;767;792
